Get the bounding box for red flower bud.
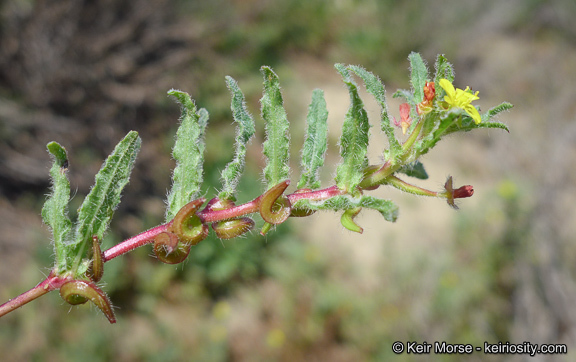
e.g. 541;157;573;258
444;176;474;209
423;82;435;102
453;185;474;199
393;103;412;135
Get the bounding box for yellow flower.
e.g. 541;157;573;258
438;78;482;124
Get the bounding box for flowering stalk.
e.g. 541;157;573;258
0;53;511;323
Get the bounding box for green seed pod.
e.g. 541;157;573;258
289;207;316;217
169;198;209;246
289;188;316;217
340;207;363;233
212;217;255;239
87;235;104;282
205;197;235;211
153;231;191;264
259;180;291;225
59;280;116;324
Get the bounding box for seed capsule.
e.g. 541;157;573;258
259;180;291;225
212;217;255;239
87;235;104;282
59;280;116;323
340;207;363;233
153;232;191;264
169;198;209;246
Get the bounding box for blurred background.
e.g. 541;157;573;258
1;0;575;360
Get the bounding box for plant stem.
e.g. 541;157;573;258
0;172;380;319
103;223;170;262
0;273;65;318
385;175;439;197
103;184;348;261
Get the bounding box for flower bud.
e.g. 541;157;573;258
444;176;474;209
393;103;412;135
418;82;435;115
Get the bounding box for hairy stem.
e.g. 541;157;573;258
103;223;170;262
0;273;65;318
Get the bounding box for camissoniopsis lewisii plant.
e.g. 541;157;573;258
0;53;511;323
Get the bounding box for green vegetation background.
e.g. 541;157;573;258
1;0;575;360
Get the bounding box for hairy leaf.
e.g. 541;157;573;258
261;66;290;188
295;195;398;223
298;89;328;189
416;111;462;156
42;142;73;272
348;65;402;162
166;90;209;221
470;120;510;132
433;54;454;102
481;102;513;124
416;106;510;157
219;76;256;201
434;54;455;86
397;160;429;180
73;131;141;274
392;89;414;104
408;52;429;104
334;64;370;192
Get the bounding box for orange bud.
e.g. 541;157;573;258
417;81;435;115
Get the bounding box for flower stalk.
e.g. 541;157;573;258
0;53;511;323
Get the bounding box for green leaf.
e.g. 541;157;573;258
408;52;429;104
261;66;290;189
397;160;429;180
415;111;461;156
348;65;402;162
481;102;513;124
166;90;209;221
470;120;510;132
295;195;398;223
334;64;370;192
433;54;454;85
42;142;73;273
73;131;141;274
416;106;510;157
392;89;414;104
297;89;328;189
219;76;256;201
359;196;399;222
433;54;454;102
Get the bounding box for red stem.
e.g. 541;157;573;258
103;184;349;262
0;272;67;318
0;181;367;318
103;223;170;262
